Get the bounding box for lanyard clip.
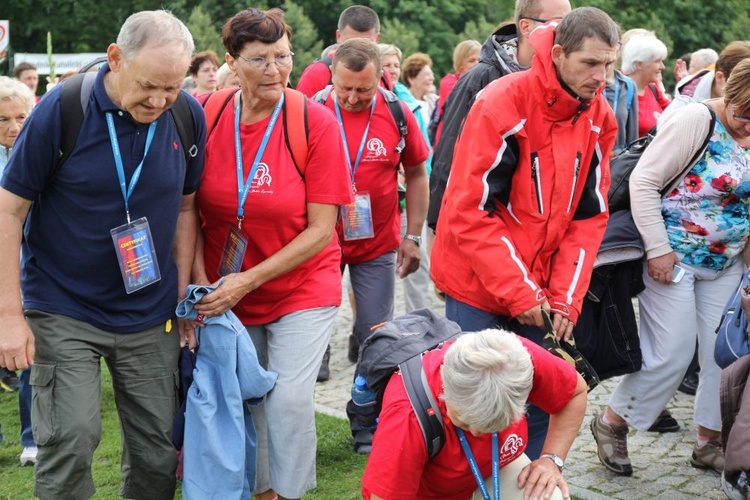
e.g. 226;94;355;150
237;215;244;231
126;210;131;226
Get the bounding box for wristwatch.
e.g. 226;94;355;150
404;234;422;246
540;453;564;471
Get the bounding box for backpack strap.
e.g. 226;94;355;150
282;87;309;177
311;85;332;106
399;355;445;459
648;83;659;100
58;72;96;171
378;87;408;153
170;93;198;164
624;76;635;113
659;103;717;197
202;87;239;137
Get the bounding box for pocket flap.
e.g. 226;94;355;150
30;364;55;387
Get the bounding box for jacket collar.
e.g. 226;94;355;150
527;23;596;123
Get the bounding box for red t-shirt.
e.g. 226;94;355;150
361;337;578;500
435;73;460;144
197;98;353;324
323;94;430;264
637;84;671;137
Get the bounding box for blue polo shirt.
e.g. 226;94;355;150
1;64;206;333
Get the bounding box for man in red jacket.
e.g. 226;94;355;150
431;6;618;459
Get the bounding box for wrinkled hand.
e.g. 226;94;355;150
194;273;250;318
673;59;688;83
516;301;551;330
552;314;574;342
518;458;570;500
178;318;197;349
647;252;680;284
0;315;35;371
397;239;421;278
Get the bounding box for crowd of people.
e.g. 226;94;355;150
1;1;750;499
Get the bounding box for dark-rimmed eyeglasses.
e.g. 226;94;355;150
236;52;294;70
733;111;750;124
518;16;563;24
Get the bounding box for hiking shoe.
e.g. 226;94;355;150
647;409;680;433
678;370;699;396
353;430;373;455
721;471;749;500
590;413;633;476
691;440;724;473
0;368;19;392
20;446;38;467
316;345;330;382
348;334;359;364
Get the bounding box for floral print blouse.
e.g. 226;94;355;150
662;119;750;270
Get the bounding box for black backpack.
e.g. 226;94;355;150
607;103;716;213
57;68;198;177
356;308;463;458
312;85;408;154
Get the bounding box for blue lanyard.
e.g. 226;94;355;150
333;93;376;191
235;93;284;228
456;427;499;500
603;80;620;117
105;113;157;224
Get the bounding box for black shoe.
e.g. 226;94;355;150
316;345;330;382
0;368;19;392
647;410;680;433
353;430;373;455
348;334;359;364
679;372;699;396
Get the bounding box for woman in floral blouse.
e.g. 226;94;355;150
590;59;750;477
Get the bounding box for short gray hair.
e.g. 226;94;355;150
0;76;35;113
441;329;533;433
117;10;194;62
621;34;668;75
690;48;719;73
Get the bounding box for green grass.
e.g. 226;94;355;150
0;365;366;499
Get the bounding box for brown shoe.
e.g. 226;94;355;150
691;440;724;473
590;412;633;476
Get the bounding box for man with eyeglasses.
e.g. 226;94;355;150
316;38;429;455
430;7;619;460
0;11;204;499
428;0;571;231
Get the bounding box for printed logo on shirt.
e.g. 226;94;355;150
249;162;274;194
499;434;524;465
361;137;391;163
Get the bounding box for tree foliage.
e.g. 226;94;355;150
4;0;750;88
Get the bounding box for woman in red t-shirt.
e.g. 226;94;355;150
621;34;672;136
189;50;220;97
192;8;352;500
362;329;587;500
436;39;480;144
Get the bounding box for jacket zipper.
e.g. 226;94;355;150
567;152;582;213
531;152;543;214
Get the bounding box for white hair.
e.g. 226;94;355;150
441;329;533;433
0;76;35;113
690;48;719;73
621;35;668;75
117;10;194;62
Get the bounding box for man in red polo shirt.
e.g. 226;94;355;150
318;38;429;453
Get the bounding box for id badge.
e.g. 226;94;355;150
342;192;375;241
110;217;161;294
218;225;249;276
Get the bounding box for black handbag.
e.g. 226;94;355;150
607;103;717;213
540;310;600;392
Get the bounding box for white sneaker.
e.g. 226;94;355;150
20;446;38;466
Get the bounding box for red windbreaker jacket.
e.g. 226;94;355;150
431;23;617;323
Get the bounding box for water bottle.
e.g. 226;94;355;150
351;375;377;431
